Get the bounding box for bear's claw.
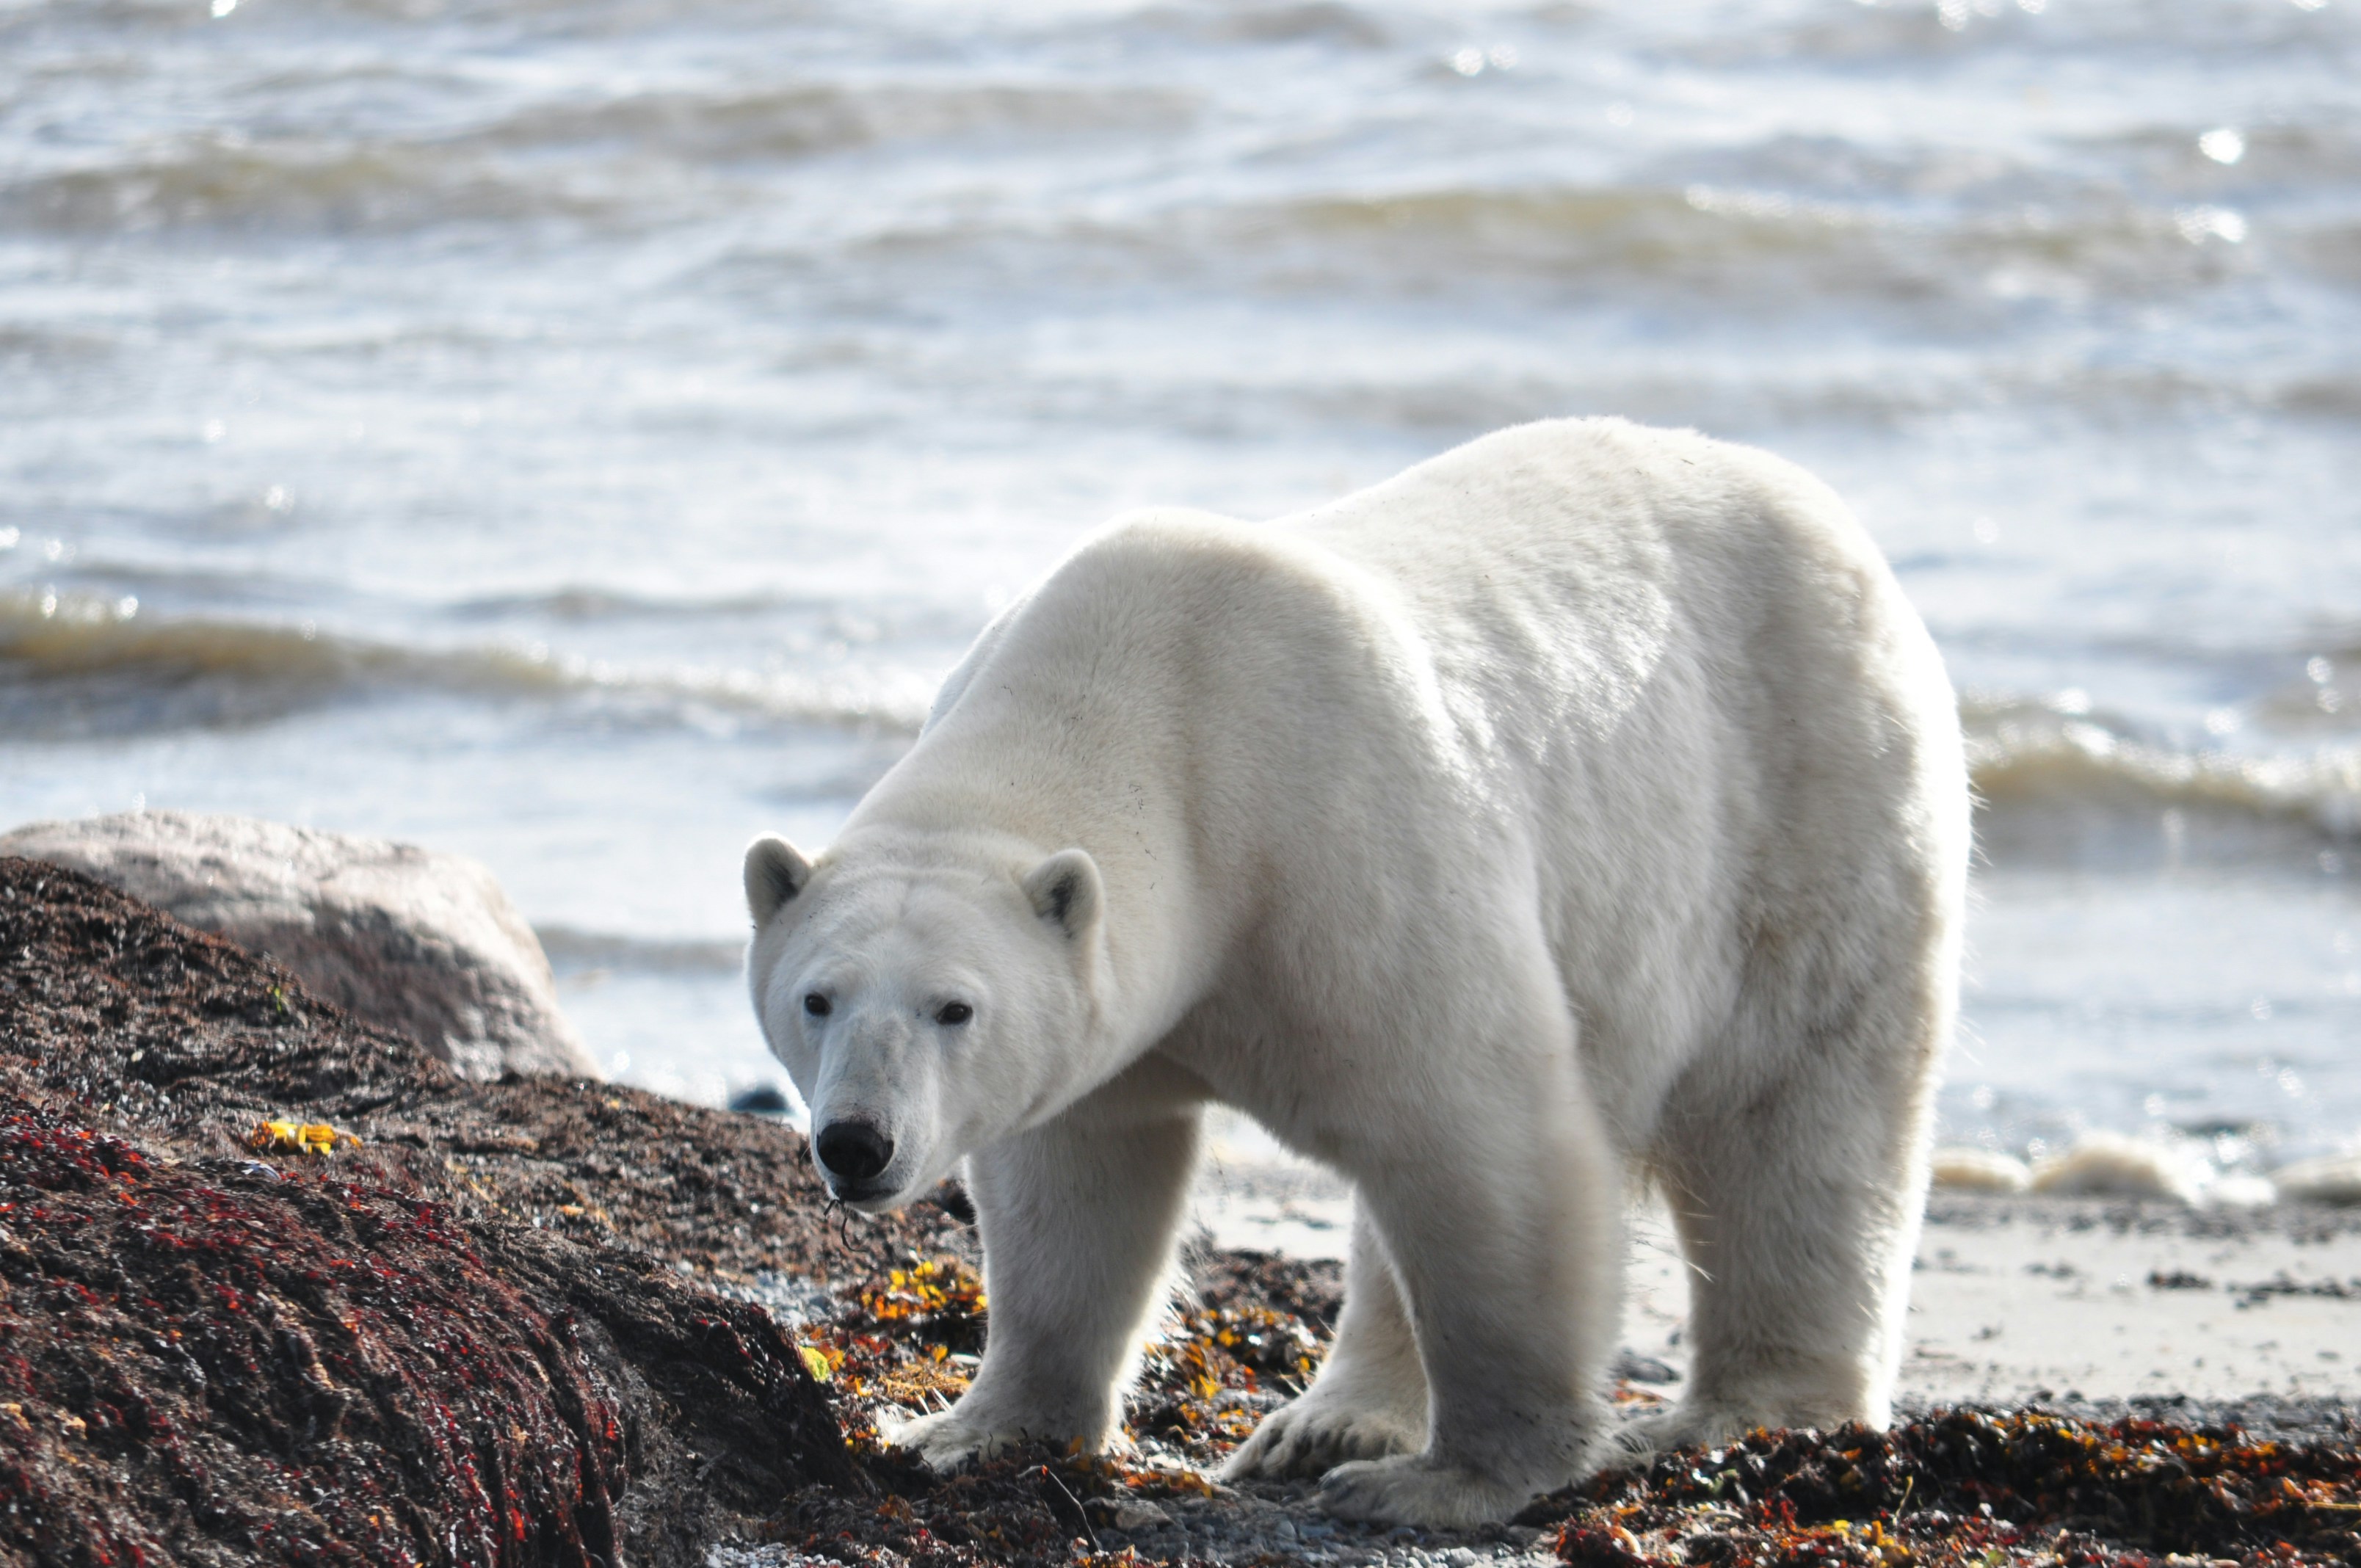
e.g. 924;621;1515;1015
1219;1395;1421;1481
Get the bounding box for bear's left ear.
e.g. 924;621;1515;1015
1022;848;1101;941
744;836;814;925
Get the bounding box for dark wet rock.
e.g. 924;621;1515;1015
1;810;598;1079
730;1082;795;1115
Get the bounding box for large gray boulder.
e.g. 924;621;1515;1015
1;810;598;1081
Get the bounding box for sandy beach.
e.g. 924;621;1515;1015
1193;1117;2361;1422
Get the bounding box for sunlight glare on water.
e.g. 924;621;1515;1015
0;0;2357;1161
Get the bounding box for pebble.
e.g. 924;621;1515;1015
709;1270;836;1329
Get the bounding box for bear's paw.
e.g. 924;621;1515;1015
884;1404;1060;1470
1614;1386;1872;1462
1313;1453;1537;1528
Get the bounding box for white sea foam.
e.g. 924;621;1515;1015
1929;1146;2033;1193
1938;1131;2361;1210
1964;698;2361;845
2273;1153;2361;1208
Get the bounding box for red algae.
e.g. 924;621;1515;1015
0;1095;626;1566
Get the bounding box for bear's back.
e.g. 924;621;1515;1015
937;415;1946;813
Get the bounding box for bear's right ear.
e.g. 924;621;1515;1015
744;836;813;925
1022;848;1102;942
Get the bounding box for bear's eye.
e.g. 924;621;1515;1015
935;1001;973;1027
802;992;831;1018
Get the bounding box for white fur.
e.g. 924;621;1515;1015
744;418;1969;1526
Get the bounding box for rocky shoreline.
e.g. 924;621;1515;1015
4;855;2357;1567
0;854;885;1564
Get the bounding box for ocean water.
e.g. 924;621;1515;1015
4;0;2358;1171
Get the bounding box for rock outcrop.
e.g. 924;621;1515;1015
0;854;892;1566
0;811;595;1080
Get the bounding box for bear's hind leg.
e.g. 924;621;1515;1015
1220;1202;1427;1481
1631;995;1938;1454
891;1100;1202;1469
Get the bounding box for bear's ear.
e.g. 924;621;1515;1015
744;836;813;924
1021;848;1100;941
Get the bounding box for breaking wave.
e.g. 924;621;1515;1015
0;590;932;738
0;138;611;236
812;179;2271;315
1964;696;2361;860
0;79;1194;238
15;592;2361;862
465;80;1197;164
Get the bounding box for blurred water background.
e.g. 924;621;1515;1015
4;0;2358;1174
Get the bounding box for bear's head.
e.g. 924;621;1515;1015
742;832;1106;1209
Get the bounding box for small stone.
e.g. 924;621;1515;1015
1106;1498;1172;1531
1611;1349;1680;1384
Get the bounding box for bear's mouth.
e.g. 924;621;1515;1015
819;1165;917;1211
827;1177;901;1208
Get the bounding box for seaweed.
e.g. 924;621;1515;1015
0;858;872;1565
0;1095;627;1567
1521;1411;2361;1568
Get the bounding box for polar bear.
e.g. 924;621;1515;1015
743;418;1968;1528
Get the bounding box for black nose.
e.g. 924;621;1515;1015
815;1119;893;1183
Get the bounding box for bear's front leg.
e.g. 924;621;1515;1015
889;1099;1201;1469
1313;1072;1624;1528
1220;1202;1426;1480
